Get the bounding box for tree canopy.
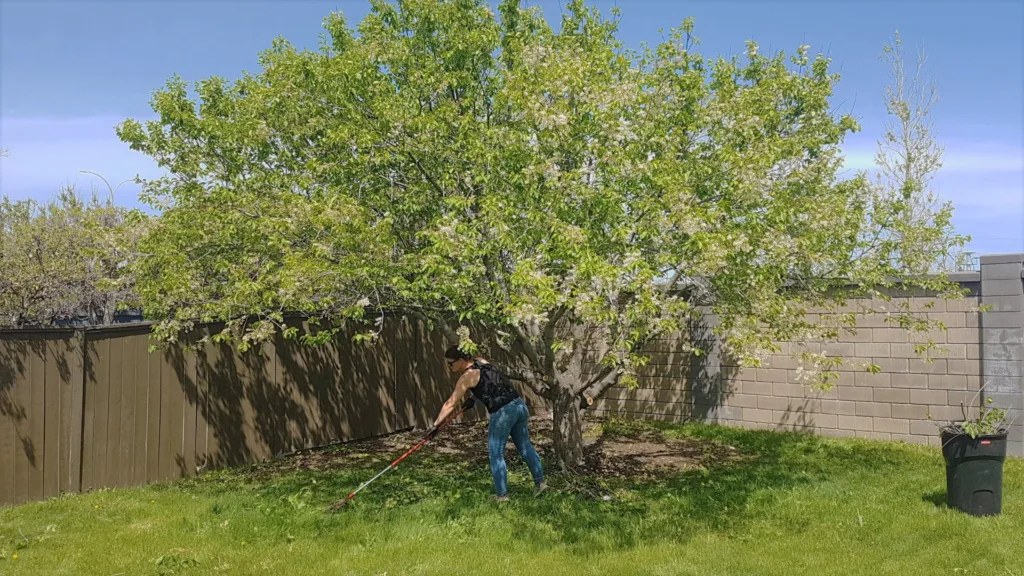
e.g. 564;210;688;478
117;0;966;467
0;184;146;327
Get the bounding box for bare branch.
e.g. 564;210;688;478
577;365;623;408
511;324;544;372
543;305;567;346
503;366;547;398
541;305;568;374
569;325;586;373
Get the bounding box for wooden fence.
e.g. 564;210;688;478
1;316;540;507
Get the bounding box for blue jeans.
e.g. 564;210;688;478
488;398;544;497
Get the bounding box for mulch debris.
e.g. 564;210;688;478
255;414;747;483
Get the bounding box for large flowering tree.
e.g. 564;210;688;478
118;0;965;469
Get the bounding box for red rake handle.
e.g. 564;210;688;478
332;406;469;509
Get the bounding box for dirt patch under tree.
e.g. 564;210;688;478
253;415;749;484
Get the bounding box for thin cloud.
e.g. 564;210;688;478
2;116;1022;253
840;140;1024;174
1;115;156;143
0;116;164;205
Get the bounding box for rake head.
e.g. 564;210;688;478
328;498;352;512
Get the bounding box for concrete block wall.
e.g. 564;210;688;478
719;292;983;448
592;254;1024;456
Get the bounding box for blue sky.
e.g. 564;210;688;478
1;0;1022;255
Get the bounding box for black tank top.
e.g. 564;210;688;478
468;361;521;414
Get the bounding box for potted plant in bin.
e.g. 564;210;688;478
938;396;1011;517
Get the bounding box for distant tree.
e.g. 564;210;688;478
119;0;967;469
0;179;147;327
874;31;970;272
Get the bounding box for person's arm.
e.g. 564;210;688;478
431;370;480;428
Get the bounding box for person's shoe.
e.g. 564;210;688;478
489;495;510;503
534;481;549;498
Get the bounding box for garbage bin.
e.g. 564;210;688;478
940;430;1007;517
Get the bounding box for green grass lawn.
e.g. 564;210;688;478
2;418;1022;576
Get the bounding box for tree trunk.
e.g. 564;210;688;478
551;393;585;471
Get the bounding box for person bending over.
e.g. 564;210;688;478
428;346;547;501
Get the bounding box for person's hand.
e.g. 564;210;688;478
424;424;440;440
462;397;476;411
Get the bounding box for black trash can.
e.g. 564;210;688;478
940;430;1007;517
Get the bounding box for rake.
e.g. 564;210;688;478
328;406;470;511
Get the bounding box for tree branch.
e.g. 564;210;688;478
401;306;459;345
502;366;547;398
511;324;544;373
578;363;613;394
662;263;686;293
540;313;562;377
405;152;447;198
542;305;567;356
569;324;586;378
577;365;623;409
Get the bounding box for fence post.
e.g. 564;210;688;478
978;253;1024;457
66;329;86;495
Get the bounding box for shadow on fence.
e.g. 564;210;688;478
2;312;728;508
0;316;464;507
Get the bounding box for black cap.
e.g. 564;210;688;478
444;345;473;361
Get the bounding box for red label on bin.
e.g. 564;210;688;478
981;440;991;445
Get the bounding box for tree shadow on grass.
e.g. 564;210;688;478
485;427;913;552
186;421;916;554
